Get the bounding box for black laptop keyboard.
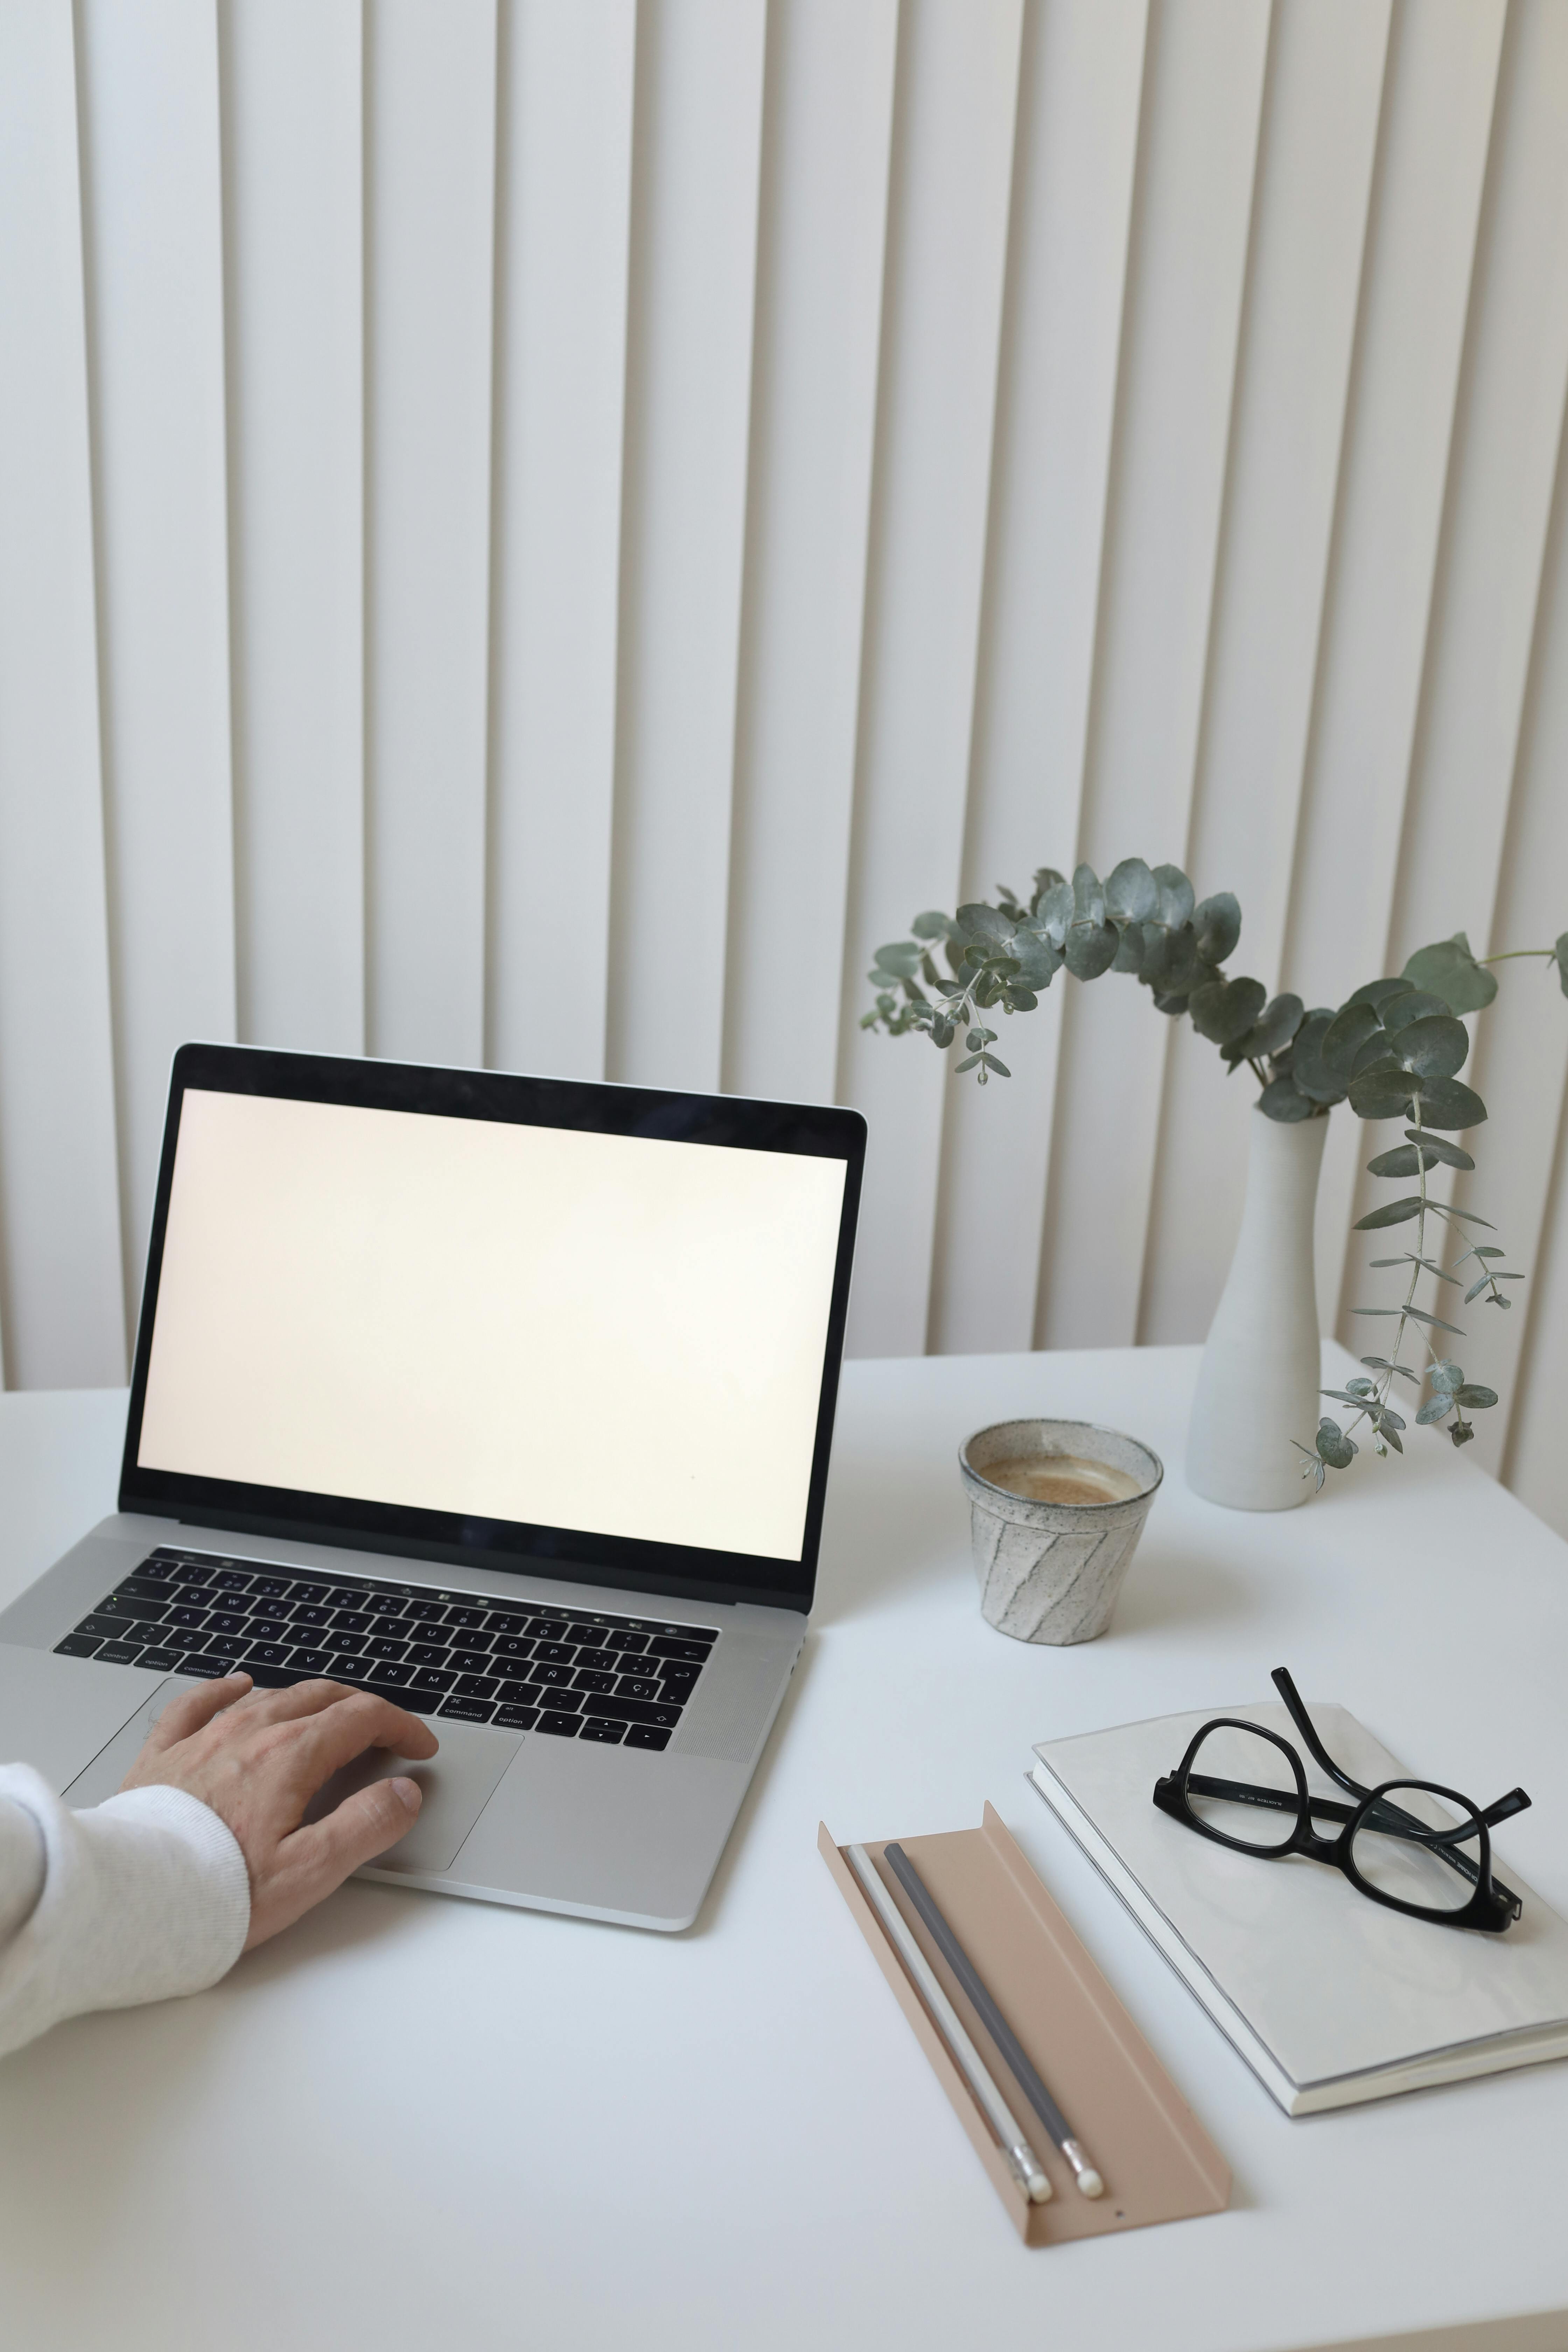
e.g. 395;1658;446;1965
53;1546;718;1749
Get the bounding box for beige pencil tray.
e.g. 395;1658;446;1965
821;1806;1230;2247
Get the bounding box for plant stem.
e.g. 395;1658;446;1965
1476;947;1556;965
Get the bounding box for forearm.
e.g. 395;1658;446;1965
0;1766;251;2060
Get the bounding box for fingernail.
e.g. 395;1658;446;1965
389;1776;420;1813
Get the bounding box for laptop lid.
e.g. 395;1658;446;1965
118;1045;865;1614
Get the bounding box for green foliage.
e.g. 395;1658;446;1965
862;857;1568;1489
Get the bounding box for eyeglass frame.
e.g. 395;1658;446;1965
1151;1668;1531;1934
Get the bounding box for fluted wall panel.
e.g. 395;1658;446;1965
2;0;1567;1541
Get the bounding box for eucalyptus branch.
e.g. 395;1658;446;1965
861;868;1568;1491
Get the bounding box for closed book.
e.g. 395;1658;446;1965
1030;1702;1568;2115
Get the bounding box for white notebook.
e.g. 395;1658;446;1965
1030;1702;1568;2115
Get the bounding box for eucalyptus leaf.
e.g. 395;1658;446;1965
1344;976;1415;1013
1455;1383;1497;1409
1379;1421;1405;1454
912;910;958;940
1350;1034;1399;1079
1030;867;1068;913
1072;864;1105;927
1322;1000;1381;1074
957;903;1016;948
1463;1275;1493;1303
1403;1307;1466;1333
1393;1012;1470;1078
1408;1074;1487;1130
1064;920;1120;980
1348;1067;1418;1121
1104;857;1158;924
873;941;923;979
1192;890;1241;965
1403;1127;1475;1170
1293;1010;1350;1104
1152;864;1195;928
1366;1144;1440;1178
1315;1419;1357;1470
1353;1196;1424;1230
1111;922;1146;973
1035;878;1074;945
1415;1396;1454;1426
1009;928;1063;988
1381;989;1453;1035
1228;993;1304;1064
1189;974;1267;1045
953;1053;981;1073
1402;932;1498;1014
1556;932;1568;997
1429;1360;1464;1391
1259;1075;1318;1122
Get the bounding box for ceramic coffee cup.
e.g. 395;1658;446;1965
959;1418;1163;1645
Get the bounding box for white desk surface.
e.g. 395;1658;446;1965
1;1344;1565;2352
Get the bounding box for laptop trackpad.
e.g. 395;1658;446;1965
306;1724;520;1875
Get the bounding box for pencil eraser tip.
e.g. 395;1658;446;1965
1077;2169;1104;2199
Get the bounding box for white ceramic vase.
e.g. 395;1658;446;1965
1186;1104;1330;1511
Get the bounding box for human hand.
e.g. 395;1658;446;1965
120;1675;440;1949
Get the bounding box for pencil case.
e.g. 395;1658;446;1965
820;1805;1230;2247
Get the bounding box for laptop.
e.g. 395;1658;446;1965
0;1043;864;1932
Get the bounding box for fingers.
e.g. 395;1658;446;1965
143;1672;253;1751
283;1691;440;1803
244;1776;422;1949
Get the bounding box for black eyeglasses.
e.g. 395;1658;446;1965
1152;1669;1531;1933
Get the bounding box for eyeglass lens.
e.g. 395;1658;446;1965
1349;1783;1484;1914
1185;1724;1299;1852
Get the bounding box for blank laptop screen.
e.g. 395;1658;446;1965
135;1088;848;1563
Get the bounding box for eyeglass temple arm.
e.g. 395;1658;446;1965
1270;1668;1371;1801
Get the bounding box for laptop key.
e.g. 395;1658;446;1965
119;1575;177;1601
617;1676;661;1702
290;1648;335;1674
365;1637;410;1662
54;1633;102;1658
590;1694;681;1729
492;1705;540;1731
138;1647;184;1672
79;1612;133;1641
408;1666;457;1696
531;1642;575;1667
243;1642;294;1669
330;1609;373;1634
645;1638;710;1665
488;1635;535;1662
453;1673;499;1700
623;1725;673;1751
534;1712;580;1737
205;1611;248;1637
439;1696;496;1724
530;1662;573;1687
442;1605;486;1630
96;1641;144;1665
289;1603;333;1629
573;1669;616;1693
407;1643;451;1667
362;1661;415;1690
177;1655;230;1679
448;1629;491;1654
579;1718;626;1744
98;1593;168;1624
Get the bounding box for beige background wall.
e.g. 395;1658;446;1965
1;0;1566;1532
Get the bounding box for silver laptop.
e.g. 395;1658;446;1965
0;1044;863;1931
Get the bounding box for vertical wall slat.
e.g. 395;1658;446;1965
1036;0;1270;1353
605;0;768;1094
487;0;636;1083
927;0;1149;1357
0;0;125;1388
1277;0;1506;1332
78;0;237;1329
366;0;497;1070
722;0;898;1108
836;0;1026;1360
222;0;364;1058
1461;406;1568;1484
1138;0;1390;1348
1336;0;1568;1386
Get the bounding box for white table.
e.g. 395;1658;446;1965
1;1345;1565;2352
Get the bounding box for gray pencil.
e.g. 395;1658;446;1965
883;1840;1105;2197
845;1844;1052;2204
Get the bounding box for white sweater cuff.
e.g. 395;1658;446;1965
0;1764;251;2059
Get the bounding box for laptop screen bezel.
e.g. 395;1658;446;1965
117;1043;865;1615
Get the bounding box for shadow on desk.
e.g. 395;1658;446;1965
813;1440;968;1626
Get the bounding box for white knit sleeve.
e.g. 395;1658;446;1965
0;1764;251;2060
